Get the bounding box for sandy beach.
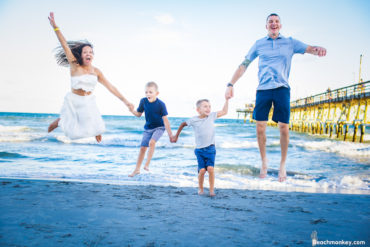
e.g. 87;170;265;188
0;178;369;246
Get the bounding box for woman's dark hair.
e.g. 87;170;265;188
54;40;93;67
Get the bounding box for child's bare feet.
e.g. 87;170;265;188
128;170;140;177
95;135;102;143
144;166;149;171
48;118;60;133
259;159;268;178
198;189;204;195
209;191;216;197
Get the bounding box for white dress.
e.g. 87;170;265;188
58;74;105;139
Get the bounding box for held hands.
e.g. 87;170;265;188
170;135;177;143
48;12;57;29
127;102;134;112
225;86;234;100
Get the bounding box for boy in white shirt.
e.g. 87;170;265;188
173;98;228;196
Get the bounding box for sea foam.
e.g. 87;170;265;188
294;140;370;159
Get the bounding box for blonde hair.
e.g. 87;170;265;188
196;99;209;108
145;81;158;91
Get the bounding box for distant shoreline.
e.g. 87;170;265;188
0;111;240;120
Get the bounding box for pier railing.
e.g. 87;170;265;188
289;81;369;142
237;81;370;142
291;81;369;108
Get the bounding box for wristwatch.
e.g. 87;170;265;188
227;83;234;87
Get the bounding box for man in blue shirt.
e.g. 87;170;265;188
225;13;326;182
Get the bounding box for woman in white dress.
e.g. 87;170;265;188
47;12;133;142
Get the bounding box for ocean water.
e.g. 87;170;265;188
0;112;369;194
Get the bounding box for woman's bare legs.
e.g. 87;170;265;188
48;118;60;133
48;118;102;143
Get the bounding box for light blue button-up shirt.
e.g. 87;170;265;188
243;34;308;90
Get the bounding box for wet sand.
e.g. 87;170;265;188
0;178;369;246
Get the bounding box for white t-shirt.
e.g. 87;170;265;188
186;112;217;149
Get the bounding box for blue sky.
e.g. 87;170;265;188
0;0;369;117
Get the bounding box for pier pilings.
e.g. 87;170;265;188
237;81;370;143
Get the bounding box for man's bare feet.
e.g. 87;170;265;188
95;135;102;143
259;159;268;178
259;166;268;178
48;118;60;133
278;167;287;182
198;189;204;195
144;166;149;171
128;170;140;177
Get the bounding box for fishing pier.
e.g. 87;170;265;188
237;81;370;143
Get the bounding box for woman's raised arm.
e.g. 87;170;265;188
48;12;76;67
95;68;133;109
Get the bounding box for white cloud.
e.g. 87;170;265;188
142;28;181;44
154;14;175;25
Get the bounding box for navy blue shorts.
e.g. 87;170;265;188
194;144;216;173
253;87;291;124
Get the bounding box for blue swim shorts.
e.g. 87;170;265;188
194;144;216;173
252;86;291;124
140;126;165;147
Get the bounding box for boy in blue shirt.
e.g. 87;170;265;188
173;98;228;196
128;82;174;177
